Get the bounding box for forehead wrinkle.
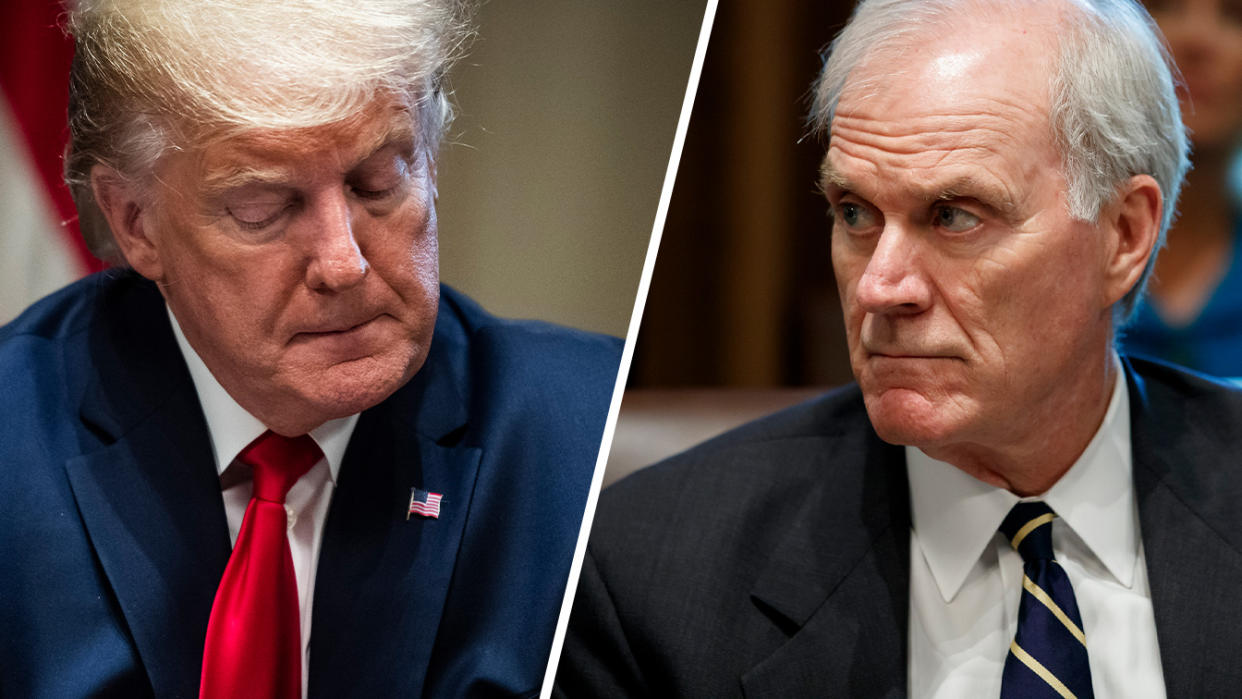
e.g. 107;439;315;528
195;110;419;199
836;82;1052;126
831;113;1042;158
827;97;1048;212
824;139;1019;217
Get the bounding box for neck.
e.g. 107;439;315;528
923;352;1117;496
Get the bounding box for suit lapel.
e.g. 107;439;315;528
742;426;910;698
1128;362;1242;696
309;314;483;698
64;275;230;698
720;361;1242;698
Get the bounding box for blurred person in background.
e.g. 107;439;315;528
1123;0;1242;375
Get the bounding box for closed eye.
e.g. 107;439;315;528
349;184;400;201
348;148;414;202
228;200;295;230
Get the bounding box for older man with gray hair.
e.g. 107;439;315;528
0;1;619;697
556;0;1240;696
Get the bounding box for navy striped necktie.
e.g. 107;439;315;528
999;501;1094;699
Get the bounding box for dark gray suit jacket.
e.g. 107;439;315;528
555;358;1242;697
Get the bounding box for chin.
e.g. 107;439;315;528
861;386;965;448
295;350;424;419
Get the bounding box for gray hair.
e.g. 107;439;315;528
810;0;1189;324
65;0;473;263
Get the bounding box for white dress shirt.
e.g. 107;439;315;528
907;364;1166;698
169;309;359;699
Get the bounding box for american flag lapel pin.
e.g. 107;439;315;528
407;487;443;520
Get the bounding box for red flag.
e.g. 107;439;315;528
0;1;97;322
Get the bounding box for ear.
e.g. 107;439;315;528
90;165;165;281
1100;174;1162;309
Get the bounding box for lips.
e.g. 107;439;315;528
284;315;394;362
863;354;964;385
286;314;392;353
294;313;383;336
866;350;957;360
301;318;375;335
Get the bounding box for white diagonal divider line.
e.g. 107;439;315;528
540;2;722;695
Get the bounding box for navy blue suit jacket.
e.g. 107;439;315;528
0;271;620;698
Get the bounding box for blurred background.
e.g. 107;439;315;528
437;0;707;336
1119;0;1242;380
9;0;1242;480
610;0;1242;483
609;0;854;484
628;0;1242;390
0;0;709;337
628;0;854;389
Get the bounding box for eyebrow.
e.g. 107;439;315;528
817;161;848;198
819;159;1018;218
362;115;418;161
200;166;298;197
199;115;419;198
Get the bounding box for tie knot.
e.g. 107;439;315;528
237;430;322;504
999;501;1057;562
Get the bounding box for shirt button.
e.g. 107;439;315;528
286;505;297;530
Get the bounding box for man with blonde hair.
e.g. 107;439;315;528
557;0;1242;696
0;2;619;697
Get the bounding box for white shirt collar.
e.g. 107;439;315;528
167;306;357;481
907;358;1136;602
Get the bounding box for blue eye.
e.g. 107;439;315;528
834;201;876;231
841;203;861;226
934;205;981;232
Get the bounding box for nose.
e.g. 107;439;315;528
854;225;931;315
304;191;369;292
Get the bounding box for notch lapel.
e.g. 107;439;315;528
65;412;230;698
64;275;230;698
309;322;483;698
741;432;910;698
1128;362;1242;696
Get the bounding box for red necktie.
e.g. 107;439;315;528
200;431;322;699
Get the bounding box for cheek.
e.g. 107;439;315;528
191;265;292;357
404;203;439;280
411;206;439;277
949;271;991;332
368;197;440;309
831;235;866;319
982;226;1100;357
157;229;285;333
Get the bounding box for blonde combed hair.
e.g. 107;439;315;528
65;0;473;262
